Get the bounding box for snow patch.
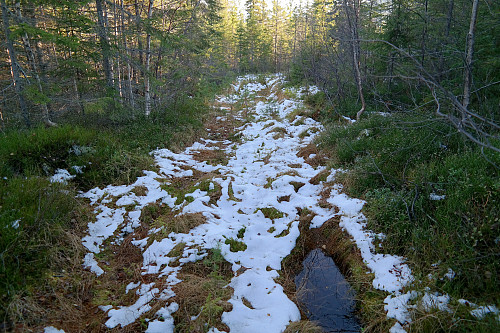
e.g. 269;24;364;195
50;169;75;183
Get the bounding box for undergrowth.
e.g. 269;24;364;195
0;177;85;325
318;105;500;330
0;93;212;328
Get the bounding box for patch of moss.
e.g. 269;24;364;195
225;238;247;252
256;207;285;220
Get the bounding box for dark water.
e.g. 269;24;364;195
295;249;361;332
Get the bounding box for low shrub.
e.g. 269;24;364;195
320;110;500;306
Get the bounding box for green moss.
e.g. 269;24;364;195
256;207;285;220
224;238;247;252
167;243;186;257
237;227;246;239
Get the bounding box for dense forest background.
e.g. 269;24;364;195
1;0;499;140
1;0;499;331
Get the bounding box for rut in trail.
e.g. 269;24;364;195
72;74;412;333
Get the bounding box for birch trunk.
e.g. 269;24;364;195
120;0;135;107
144;0;153;116
462;0;479;111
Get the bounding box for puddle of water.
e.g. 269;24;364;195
295;248;361;332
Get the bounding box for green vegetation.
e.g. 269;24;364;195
174;248;233;332
237;227;246;239
318;108;500;328
224;238;247;252
0;83;218;325
1;0;498;330
256;207;285;220
0;177;83;322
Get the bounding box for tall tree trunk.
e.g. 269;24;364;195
343;0;366;121
15;2;55;126
73;75;85;114
135;0;144;70
438;0;454;81
96;0;113;88
462;0;479;112
144;0;153;116
420;0;428;66
103;1;115;87
113;1;123;99
1;0;30;127
120;0;135;107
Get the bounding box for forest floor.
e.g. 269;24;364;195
39;75;496;333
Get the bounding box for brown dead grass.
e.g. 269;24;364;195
79;231;171;332
274;89;287;103
172;250;234;332
204;110;243;143
156;212;207;235
297;143;318;159
21;209;158;333
278;195;291;203
297;143;328;168
140;200;171;226
9;203;100;333
284;320;323;333
168;126;203;153
309;169;329;185
267;126;287;136
161;170;221;205
277;170;300;178
192;149;228;166
318;188;336;210
290;181;305;192
131;185;148;197
259;86;272;97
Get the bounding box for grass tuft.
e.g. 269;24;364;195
224;238;247;252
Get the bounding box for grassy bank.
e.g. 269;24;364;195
305;92;500;330
0;89;220;327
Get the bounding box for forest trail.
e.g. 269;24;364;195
52;75;412;333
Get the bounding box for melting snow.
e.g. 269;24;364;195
421;291;451;312
75;74;424;331
429;192;446;201
50;169;75;184
11;219;20;229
